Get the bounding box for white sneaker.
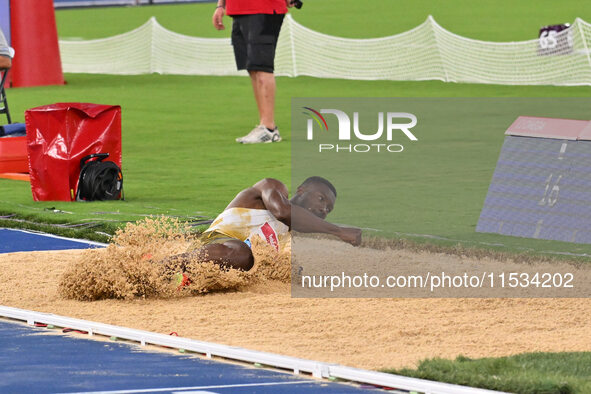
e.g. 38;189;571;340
236;125;281;144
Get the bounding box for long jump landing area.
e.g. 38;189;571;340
0;228;502;394
0;228;378;393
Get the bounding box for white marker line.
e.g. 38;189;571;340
558;142;568;160
3;306;502;394
58;381;315;394
389;231;591;257
171;391;217;394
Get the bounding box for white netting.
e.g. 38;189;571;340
58;15;591;85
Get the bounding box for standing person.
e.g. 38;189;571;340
212;0;293;144
0;28;13;69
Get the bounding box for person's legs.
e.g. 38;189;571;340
249;70;276;130
161;239;254;273
198;240;254;271
235;14;284;143
256;71;276;130
239;69;281;143
249;70;264;126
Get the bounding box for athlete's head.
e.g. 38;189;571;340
291;176;337;219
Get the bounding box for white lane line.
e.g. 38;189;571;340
58;380;316;394
172;391;218;394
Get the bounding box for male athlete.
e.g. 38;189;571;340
166;177;361;272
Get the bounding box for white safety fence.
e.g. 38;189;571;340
58;15;591;85
0;305;505;394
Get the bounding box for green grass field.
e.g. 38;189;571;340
54;0;591;41
4;1;591;257
384;352;591;393
1;2;590;392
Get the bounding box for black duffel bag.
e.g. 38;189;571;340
76;153;123;201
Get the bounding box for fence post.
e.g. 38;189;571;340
429;15;449;83
287;14;298;77
576;18;591;82
149;17;156;74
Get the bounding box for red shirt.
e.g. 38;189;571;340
226;0;287;16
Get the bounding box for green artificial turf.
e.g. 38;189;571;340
3;1;591;256
5;74;591;255
384;352;591;393
3;3;590;388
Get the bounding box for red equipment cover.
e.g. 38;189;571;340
25;103;122;201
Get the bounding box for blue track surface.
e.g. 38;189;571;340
0;319;377;394
0;230;382;393
0;228;105;253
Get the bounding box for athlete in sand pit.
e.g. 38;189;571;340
166;177;361;272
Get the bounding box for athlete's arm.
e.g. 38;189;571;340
0;55;10;69
212;0;225;30
291;204;361;246
255;178;291;224
256;178;361;246
0;29;12;69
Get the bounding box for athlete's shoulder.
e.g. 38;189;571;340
254;178;288;196
254;178;285;188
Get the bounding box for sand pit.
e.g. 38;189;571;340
1;229;589;370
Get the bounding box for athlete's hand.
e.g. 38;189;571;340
212;7;225;30
338;227;362;246
286;0;294;7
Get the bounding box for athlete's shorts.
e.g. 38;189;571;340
199;230;238;246
231;13;285;73
197;231;253;251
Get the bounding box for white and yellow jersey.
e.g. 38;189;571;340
203;207;289;250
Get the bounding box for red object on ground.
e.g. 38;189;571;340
25;103;122;201
9;0;64;87
177;273;192;290
0;173;29;181
506;116;591;140
0;136;27;173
